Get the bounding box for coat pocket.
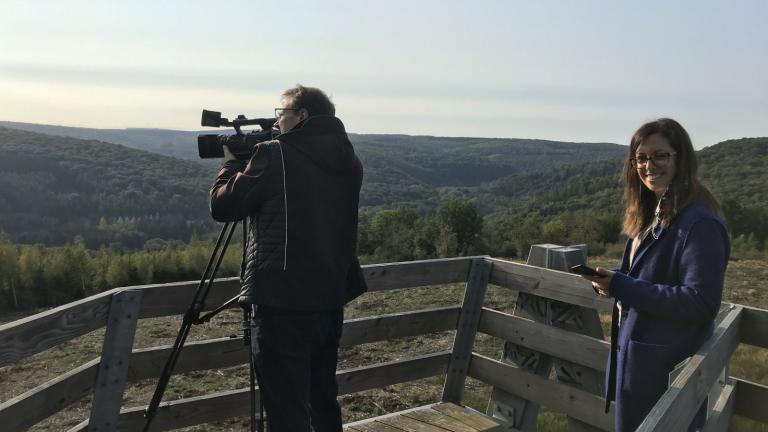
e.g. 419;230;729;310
622;340;673;395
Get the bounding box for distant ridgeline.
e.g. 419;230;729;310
0;127;214;248
0;123;766;254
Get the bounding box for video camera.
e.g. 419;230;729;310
197;110;277;159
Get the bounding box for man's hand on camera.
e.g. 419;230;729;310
222;145;237;161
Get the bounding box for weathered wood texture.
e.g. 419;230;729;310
1;307;456;431
0;258;473;368
636;306;742;432
88;289;142;432
68;388;255;432
362;257;475;292
477;308;609;372
486;258;613;312
738;303;768;348
0;280;241;368
70;353;451;431
338;351;450;394
341;307;460;346
0;288;117;367
487;250;606;432
701;382;735;432
443;259;492;403
346;403;504;432
0;358;100;432
468;354;614;431
733;378;768;424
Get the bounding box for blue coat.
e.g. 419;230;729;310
606;201;729;432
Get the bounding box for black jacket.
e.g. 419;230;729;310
210;115;366;310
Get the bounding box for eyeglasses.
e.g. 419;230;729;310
274;108;301;119
630;152;677;168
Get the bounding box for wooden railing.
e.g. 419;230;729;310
0;256;766;431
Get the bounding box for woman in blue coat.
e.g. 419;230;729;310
584;118;729;432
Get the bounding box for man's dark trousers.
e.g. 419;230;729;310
253;306;344;432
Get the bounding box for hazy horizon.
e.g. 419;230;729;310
1;0;766;149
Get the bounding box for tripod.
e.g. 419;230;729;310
143;220;265;432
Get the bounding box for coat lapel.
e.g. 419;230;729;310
628;225;667;275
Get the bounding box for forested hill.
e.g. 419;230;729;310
0;121;201;161
0;127;214;247
352;134;625;208
0;121;627;209
1;122;765;250
463;136;768;217
699;137;768;205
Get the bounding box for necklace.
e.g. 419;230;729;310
651;189;668;240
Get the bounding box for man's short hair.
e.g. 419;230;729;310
283;84;335;117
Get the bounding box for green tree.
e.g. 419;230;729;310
18;245;46;307
0;233;20;309
436;200;483;256
369;207;419;262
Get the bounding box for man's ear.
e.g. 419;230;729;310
299;108;309;121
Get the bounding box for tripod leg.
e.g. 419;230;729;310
247;305;267;432
143;222;237;432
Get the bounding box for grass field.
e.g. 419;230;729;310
1;257;766;431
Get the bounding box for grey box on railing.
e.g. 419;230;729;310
527;243;587;271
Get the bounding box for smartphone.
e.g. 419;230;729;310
570;264;599;277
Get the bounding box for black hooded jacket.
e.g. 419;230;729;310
210;115;366;310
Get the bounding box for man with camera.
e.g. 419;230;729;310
210;85;366;431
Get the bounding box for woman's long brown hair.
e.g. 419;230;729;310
622;118;721;238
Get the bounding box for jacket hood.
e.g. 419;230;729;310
278;115;359;172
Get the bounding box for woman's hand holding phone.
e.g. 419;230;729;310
571;265;614;297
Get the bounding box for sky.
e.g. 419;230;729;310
0;0;766;148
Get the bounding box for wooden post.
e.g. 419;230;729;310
87;289;142;432
442;258;492;403
487;244;606;432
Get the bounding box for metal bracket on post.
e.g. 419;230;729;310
87;289;142;432
442;258;492;404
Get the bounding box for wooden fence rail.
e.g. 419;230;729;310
1;256;766;432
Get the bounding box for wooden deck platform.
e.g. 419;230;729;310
344;403;507;432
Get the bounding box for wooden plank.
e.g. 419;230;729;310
72;355;449;431
733;377;768;424
379;414;453;432
68;387;256;432
0;257;472;367
126;337;248;381
738;303;768;348
0;358;99;432
341;307;460;347
0;279;239;367
403;408;478;432
338;352;451;394
702;382;736;432
136;278;241;319
362;257;476;292
637;306;742;432
0;338;246;432
352;421;408;432
88;289;142;432
443;259;492;403
345;403;441;429
478;308;609;372
0;287;117;367
467;354;613;431
1;307;454;431
486;258;613;312
432;403;503;431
